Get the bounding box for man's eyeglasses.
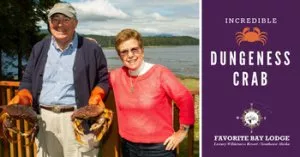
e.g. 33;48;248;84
119;47;142;57
50;17;72;25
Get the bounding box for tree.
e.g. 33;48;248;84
0;0;60;80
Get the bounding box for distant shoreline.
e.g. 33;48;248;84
102;45;199;49
176;74;199;80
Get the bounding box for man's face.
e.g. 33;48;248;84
49;13;78;43
118;38;144;70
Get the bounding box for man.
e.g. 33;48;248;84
9;2;109;157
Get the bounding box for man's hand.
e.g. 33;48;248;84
8;89;32;106
86;37;98;44
88;86;105;108
163;125;189;150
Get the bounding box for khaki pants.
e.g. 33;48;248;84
36;108;99;157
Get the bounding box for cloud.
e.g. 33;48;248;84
151;13;169;21
42;0;199;38
71;0;129;21
130;10;170;21
111;0;198;5
149;0;198;5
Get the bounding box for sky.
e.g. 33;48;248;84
39;0;199;38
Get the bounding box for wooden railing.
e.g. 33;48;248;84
0;81;27;157
173;90;199;157
0;81;199;157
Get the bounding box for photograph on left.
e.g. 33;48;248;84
0;0;200;157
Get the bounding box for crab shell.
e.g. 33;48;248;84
71;105;113;145
0;105;39;145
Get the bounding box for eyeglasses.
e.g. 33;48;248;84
50;17;73;25
119;47;142;57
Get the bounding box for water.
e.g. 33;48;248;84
104;45;199;78
2;45;199;79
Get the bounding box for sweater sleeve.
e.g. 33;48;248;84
160;66;195;125
94;44;110;97
19;48;34;91
19;41;42;92
109;71;115;89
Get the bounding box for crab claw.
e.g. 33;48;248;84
71;105;113;145
29;126;38;145
3;129;16;143
93;109;113;142
0;105;38;145
7;127;21;134
3;117;20;135
253;27;261;34
3;118;18;143
0;110;5;139
90;117;105;131
72;118;86;145
75;132;85;145
72;119;84;135
242;27;250;33
21;125;39;146
22;125;38;137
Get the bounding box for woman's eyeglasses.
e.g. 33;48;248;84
119;47;142;57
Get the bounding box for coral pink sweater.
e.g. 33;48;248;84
109;65;195;143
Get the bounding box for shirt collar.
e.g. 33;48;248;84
51;33;78;51
129;61;145;76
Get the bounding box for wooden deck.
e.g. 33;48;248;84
0;81;198;157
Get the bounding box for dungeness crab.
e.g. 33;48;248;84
71;105;113;145
0;105;39;145
236;27;268;45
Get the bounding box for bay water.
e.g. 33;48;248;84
104;45;199;78
2;45;199;79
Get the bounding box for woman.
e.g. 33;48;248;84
110;28;195;157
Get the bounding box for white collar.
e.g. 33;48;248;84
129;61;145;76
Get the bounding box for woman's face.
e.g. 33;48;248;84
118;38;144;70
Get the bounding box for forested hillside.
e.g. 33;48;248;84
82;34;199;47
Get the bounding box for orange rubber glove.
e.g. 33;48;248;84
88;86;105;108
8;89;32;106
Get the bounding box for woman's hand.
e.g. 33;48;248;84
163;126;189;150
